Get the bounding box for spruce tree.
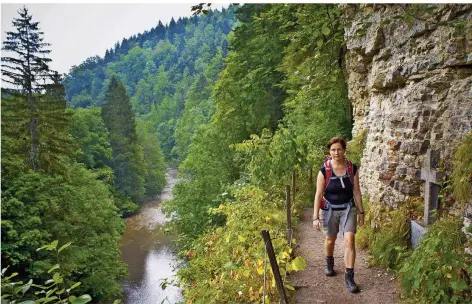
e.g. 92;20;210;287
101;76;146;201
1;6;52;94
1;7;66;172
168;17;177;42
104;49;112;63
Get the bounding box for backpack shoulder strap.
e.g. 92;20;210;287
323;157;332;187
346;158;355;186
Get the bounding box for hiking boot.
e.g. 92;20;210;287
324;256;335;276
345;270;360;293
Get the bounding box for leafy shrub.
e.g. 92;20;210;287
295;169;317;208
176;185;305;303
1;164;126;301
398;217;471;303
1;240;94;304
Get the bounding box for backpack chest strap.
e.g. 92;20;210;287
329;174;350;188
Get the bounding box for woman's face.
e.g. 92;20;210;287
329;142;345;160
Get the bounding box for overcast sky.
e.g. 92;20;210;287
1;3;229;75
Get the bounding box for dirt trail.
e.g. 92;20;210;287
288;208;399;304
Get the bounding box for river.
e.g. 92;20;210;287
121;168;183;304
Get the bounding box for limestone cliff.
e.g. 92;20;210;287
342;4;471;215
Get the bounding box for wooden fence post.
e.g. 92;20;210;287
286;185;292;246
291;171;296;205
261;230;288;304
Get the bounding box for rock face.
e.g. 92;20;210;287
342;4;472;209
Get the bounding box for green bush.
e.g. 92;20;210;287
1;240;95;304
398;217;471;303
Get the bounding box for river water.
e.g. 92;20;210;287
121;168;183;304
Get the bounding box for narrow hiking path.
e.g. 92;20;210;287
289;208;399;304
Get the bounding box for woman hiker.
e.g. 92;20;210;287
312;137;365;293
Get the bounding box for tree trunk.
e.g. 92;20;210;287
28;95;38;171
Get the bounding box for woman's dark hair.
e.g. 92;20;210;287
326;137;347;150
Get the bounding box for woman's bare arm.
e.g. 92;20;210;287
314;171;325;219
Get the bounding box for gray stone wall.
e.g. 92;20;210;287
342;4;472;209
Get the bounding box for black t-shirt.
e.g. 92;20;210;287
320;164;357;206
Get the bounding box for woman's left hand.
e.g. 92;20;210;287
358;213;365;226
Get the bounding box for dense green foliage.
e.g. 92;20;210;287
1;241;93;304
63;7;237;162
368;206;409;270
1;162;126;300
68;107;112;170
399;217;471;303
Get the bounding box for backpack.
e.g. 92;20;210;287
321;156;355;209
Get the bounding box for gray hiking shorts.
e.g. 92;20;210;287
320;206;357;237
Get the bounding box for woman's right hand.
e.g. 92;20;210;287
313;219;321;230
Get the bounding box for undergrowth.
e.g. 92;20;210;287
451;132;472;206
176;185;306;304
398;217;471;303
356;200;415;270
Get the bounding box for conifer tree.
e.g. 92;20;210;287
1;6;52;95
101;76;146;201
104;49;112;63
155;21;166;40
168;17;177;42
36;73;74;174
1;7;64;172
113;41;121;58
120;37;129;55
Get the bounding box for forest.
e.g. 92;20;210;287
2;3;471;304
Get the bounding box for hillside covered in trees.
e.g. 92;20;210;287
63;6;237;163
